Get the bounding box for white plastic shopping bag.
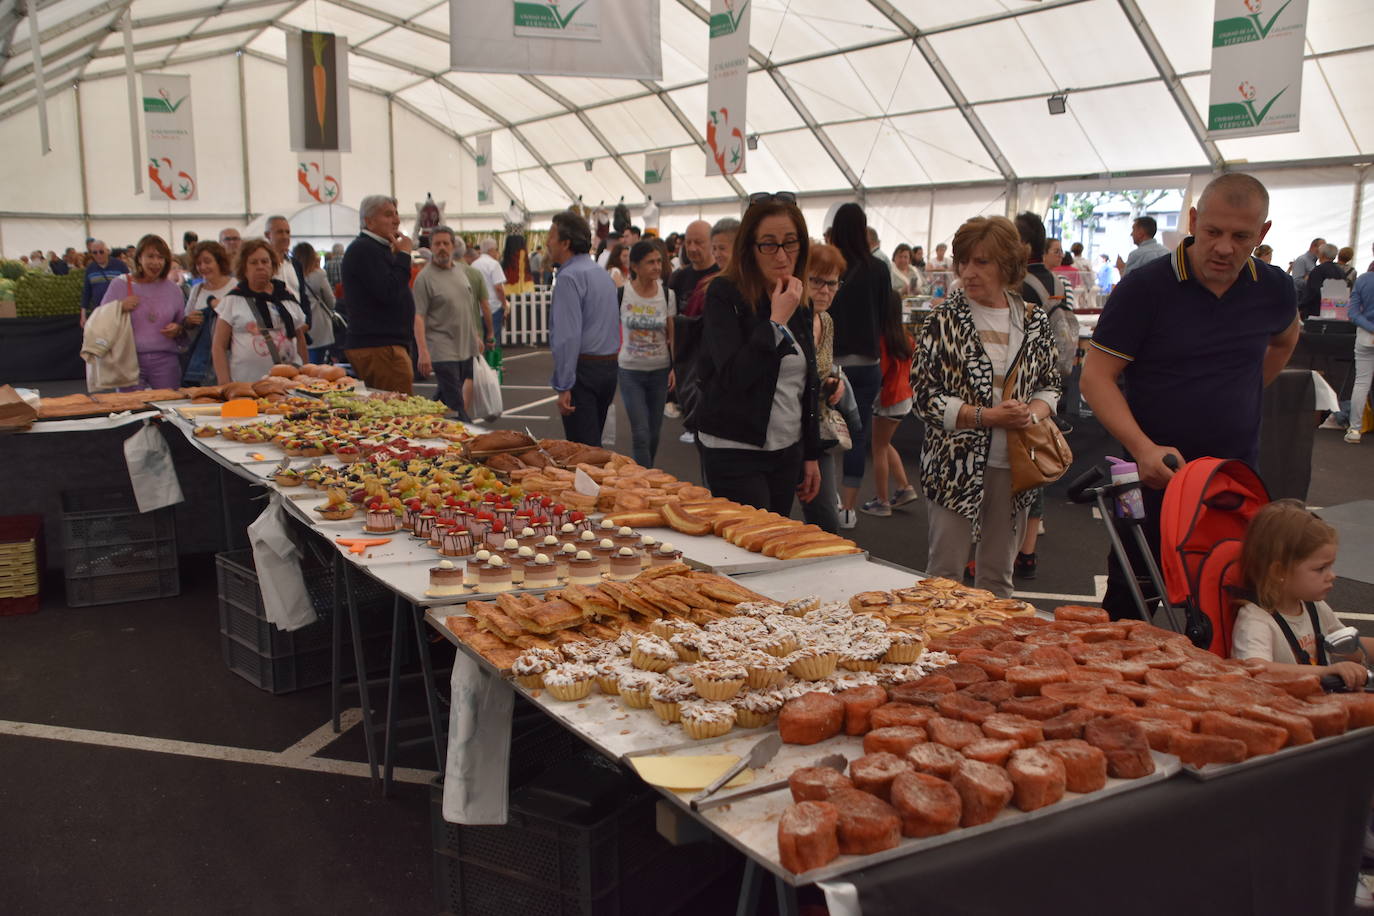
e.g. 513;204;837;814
246;495;318;632
443;647;515;824
471;356;503;420
123;421;185;513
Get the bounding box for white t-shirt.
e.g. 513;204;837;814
217;292;306;382
1231;601;1345;665
274;257;300;301
968;301;1020;469
472;253;506;314
618;281;676;371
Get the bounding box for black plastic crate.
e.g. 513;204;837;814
430;772;732;916
216;549;392;658
508;698;590;789
220;628;397;695
61;489;178;607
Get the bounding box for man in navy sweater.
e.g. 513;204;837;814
342;195;417;393
79;240;129;326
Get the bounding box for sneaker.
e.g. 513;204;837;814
1319;414;1346;430
1014;552;1038;580
838;509;857;530
679;431;695;444
1347;428;1363;444
891;486;920;507
860;499;891;517
963;562;976;582
663;402;681;418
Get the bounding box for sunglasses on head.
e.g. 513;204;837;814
748;191;798;206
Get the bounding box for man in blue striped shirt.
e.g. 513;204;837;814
547;210;621;446
79;240;129;325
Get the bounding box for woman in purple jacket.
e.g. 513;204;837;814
99;234;191;390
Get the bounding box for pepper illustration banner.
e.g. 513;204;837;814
142;73;197;201
644;150;672;204
287;30;352;152
298;153;342;204
476;133;494;205
705;0;749;177
450;0;660;80
1206;0;1307;139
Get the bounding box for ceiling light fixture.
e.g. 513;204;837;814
584;159;594;171
1047;92;1068;116
747;134;759;151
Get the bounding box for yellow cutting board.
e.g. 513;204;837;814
629;755;755;792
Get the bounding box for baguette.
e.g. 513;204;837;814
713;510;775;538
744;523;818;552
762;531;837;558
470;430;536;452
730;520;799;548
779;541;863;560
602;509;666;528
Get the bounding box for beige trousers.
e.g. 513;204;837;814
925;467;1029;599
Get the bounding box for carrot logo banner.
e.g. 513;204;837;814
513;0;600;40
142;73;197;201
644;151;672;203
297;154;342;204
1206;0;1306;139
705;0;749;177
287;30;353;152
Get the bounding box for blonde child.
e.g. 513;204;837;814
1234;499;1373;690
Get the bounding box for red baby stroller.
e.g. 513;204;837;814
1068;456;1269;655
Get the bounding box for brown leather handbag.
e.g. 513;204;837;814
1002;343;1072;495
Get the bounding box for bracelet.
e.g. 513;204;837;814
974;406;984;429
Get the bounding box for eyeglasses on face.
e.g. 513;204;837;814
747;191;798;206
755;238;801;255
807;276;839;290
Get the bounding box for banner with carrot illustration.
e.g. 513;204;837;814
1206;0;1307;139
142;73;197;201
705;0;749;177
287;30;352;152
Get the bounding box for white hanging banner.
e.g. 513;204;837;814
449;0;661;80
475;133;494;206
297;153;342;204
143;73;198;201
1206;0;1308;139
644;150;672;204
705;0;749;177
287;30;352;152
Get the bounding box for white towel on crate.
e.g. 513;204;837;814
443;646;515;825
247;495;318;632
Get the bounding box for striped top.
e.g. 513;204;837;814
968;301;1021;469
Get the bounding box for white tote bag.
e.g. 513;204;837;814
470;357;503;421
246;495;317;632
123;421;185;513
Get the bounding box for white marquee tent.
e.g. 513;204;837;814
1;0;1372;263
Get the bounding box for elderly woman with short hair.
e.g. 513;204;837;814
912;215;1063;597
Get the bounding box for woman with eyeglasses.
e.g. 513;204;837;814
828;203;895;529
802;243;850;534
912;216;1063;598
694;194;821;515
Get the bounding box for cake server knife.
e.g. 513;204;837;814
691;748;847;812
691;733;782;808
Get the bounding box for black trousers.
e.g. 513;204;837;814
1101;485;1165;622
561;357;618;447
432;358;474;421
699;440;803;516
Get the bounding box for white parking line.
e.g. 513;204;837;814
500;350;546;362
1015;575;1108;604
0;714;435;785
503;393;560;416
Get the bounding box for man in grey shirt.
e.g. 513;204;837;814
1115;216;1169;278
413;226;491;420
1290;236;1323;292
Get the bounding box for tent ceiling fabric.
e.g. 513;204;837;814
3;0;1374;209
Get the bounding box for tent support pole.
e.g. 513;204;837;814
75;81;92;240
238;53;252;221
387;96;396;199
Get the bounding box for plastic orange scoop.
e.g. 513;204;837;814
335;537;391;555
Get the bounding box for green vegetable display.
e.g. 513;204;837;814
321;390;447;418
14;271;83;317
0;260;26;281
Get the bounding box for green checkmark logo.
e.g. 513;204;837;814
1213;0;1296;46
142;95;188;114
709;0;750;38
514;1;593;32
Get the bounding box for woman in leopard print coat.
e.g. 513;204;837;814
912;216;1063;597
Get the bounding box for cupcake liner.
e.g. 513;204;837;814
745;666;786;690
689;675;745;702
630;646;675;673
787;653;839;681
514;674;545;689
650;698;682;723
733;708;777;729
544;679;593;701
840;657;882;672
649;620;675;639
884;644;925;664
595;676;622;695
681;717;733;740
671;644;702;663
761;636;798;658
619;686;654;709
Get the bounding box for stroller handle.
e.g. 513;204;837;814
1068;455;1182;505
